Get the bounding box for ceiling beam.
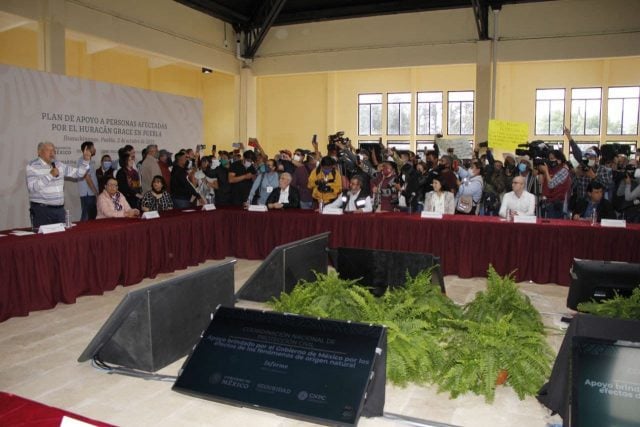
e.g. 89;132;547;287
241;0;287;60
471;0;489;40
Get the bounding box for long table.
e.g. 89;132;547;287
1;207;639;322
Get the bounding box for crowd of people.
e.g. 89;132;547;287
26;128;640;228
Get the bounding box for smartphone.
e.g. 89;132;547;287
312;134;317;145
232;142;241;149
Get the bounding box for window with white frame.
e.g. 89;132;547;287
387;93;411;135
386;140;410;151
535;89;565;135
607;87;639;135
447;91;474;135
358;93;382;136
416;92;442;135
570;88;601;135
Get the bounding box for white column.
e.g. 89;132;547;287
37;0;66;74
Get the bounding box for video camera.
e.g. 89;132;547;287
328;131;351;150
516;140;551;167
600;143;632;163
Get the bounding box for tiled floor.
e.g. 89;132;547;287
0;259;569;427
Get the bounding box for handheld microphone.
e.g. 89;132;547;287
51;161;56;169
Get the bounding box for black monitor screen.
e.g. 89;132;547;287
567;259;640;310
571;336;640;427
173;306;385;426
78;259;236;372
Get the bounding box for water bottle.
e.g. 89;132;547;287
64;209;71;228
590;209;597;226
319;200;324;213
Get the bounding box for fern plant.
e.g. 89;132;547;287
438;315;553;403
268;266;554;403
268;269;459;385
577;287;640;320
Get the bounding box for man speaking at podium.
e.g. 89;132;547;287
26;141;92;228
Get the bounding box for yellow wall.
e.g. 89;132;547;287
202;71;237;150
257;73;328;155
0;27;38;69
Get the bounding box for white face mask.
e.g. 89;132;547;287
635;168;640;180
358;154;365;161
587;158;596;167
293;154;302;162
244;160;252;168
386;156;394;162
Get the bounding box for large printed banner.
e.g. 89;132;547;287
0;64;202;230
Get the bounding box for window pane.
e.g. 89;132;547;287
388;93;411;103
400;104;411;135
371;104;382;135
572;88;601;99
607;99;623;135
359;94;382;103
609;87;640;98
571;100;585;135
430;104;442;134
359;105;370;135
417;104;428;135
536;101;550;134
448;103;461;134
584;99;601;135
388;104;399;135
461;102;474;134
549;100;565;135
449;91;474;102
537;89;564;100
418;92;442;102
622;98;639;135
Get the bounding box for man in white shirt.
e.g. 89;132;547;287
499;176;536;218
266;172;300;209
326;175;373;213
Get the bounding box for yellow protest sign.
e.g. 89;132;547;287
488;120;529;152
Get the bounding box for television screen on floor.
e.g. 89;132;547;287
77;259;236;372
567;259;640;310
173;306;386;426
235;232;330;302
332;247;445;294
571;336;640;427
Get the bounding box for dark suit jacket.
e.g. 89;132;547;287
265;186;300;209
572;197;616;220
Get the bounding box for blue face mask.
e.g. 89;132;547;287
102;161;112;169
518;163;527;173
220;159;229;167
322;168;332;175
258;164;267;173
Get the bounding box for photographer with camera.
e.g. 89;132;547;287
538;149;571;219
565;127;613;203
308;156;342;210
617;164;640;222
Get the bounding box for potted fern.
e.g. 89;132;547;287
576;287;640;320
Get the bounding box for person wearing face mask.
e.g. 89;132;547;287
538;150;572;219
76;141;99;221
140;144;162;193
97;177;140;219
517;156;542;216
370;161;399;212
565;127;613;203
229;150;257;206
617;165;640;222
455;160;484;215
115;148;142;209
96;154;115;194
246;159;279;206
308;156;342;209
292;153;317;209
170;151;205;209
326;175;372;213
211;152;231;206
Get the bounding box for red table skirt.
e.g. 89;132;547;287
1;207;639;322
0;392;114;426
